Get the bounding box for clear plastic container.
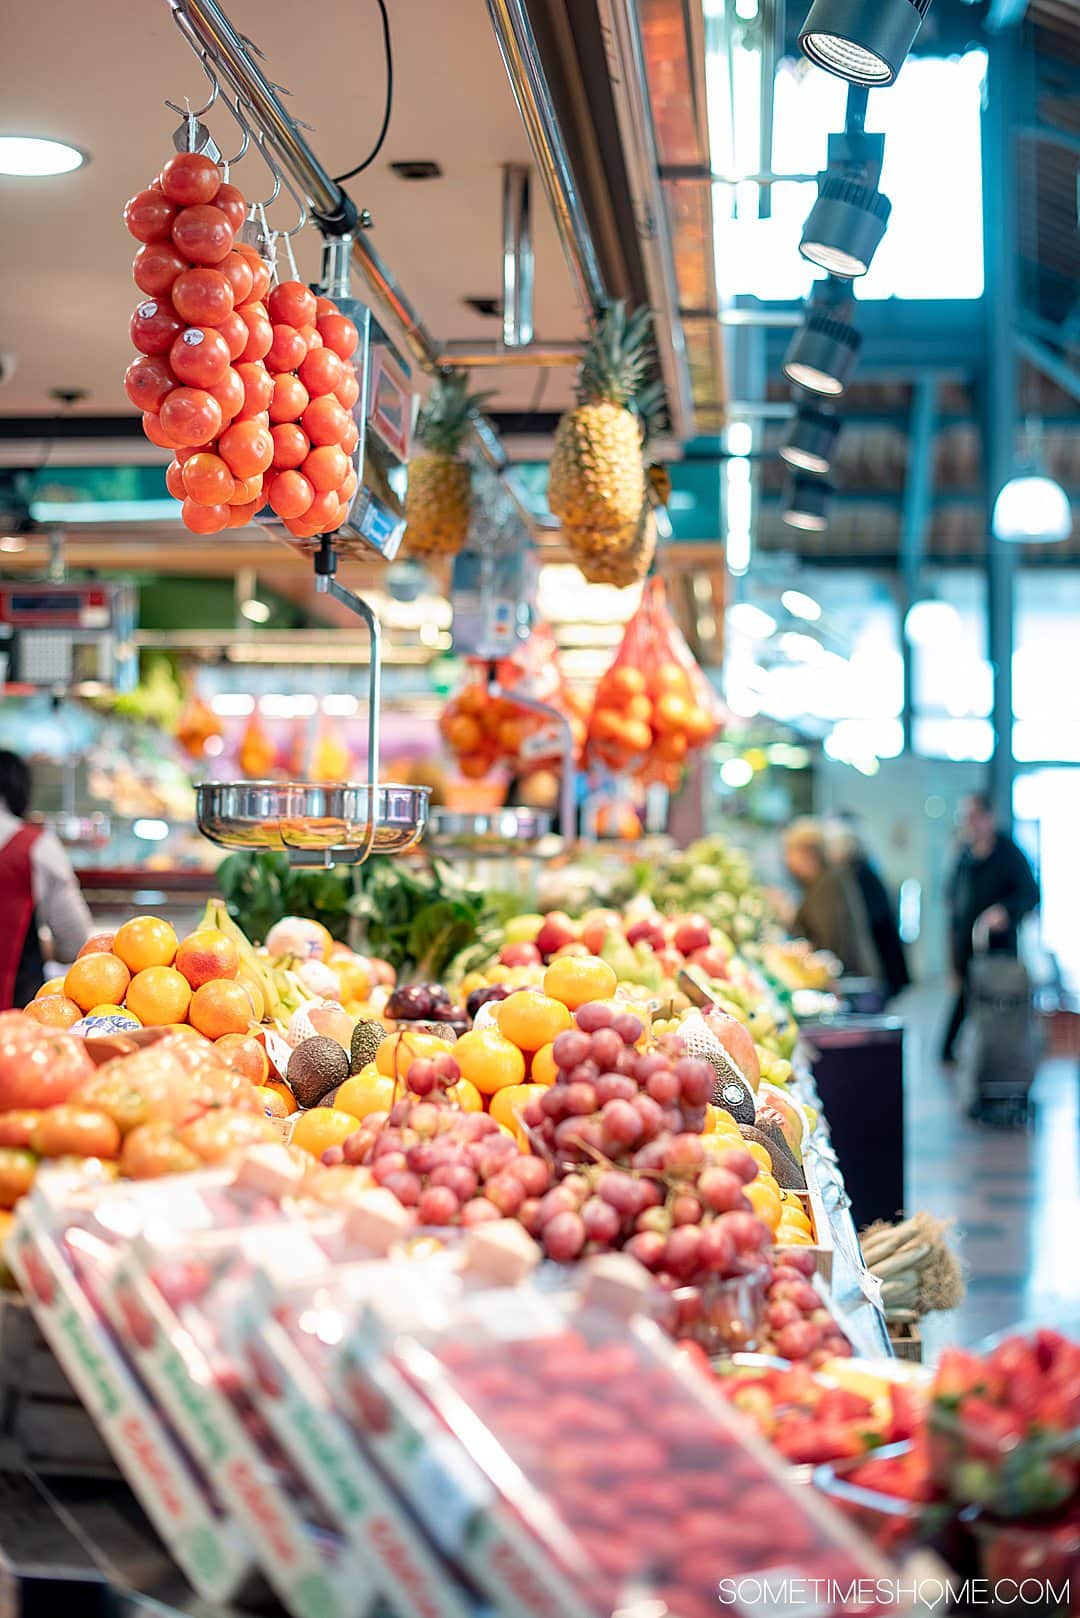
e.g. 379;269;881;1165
970;1508;1080;1614
813;1443;951;1556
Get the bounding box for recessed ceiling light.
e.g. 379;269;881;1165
240;597;272;624
0;135;87;177
0;536;27;553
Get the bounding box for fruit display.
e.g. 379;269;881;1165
124;150;360;537
439;625;588;781
403;369;490;556
706;1355;925;1465
640;833;777;944
587;580;722;788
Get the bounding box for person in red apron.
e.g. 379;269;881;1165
0;751;93;1010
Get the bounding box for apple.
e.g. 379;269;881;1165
689;946;730;982
655;947;685;977
503;913;545;945
625;919;666;952
673;915;712;956
703;1008;761;1089
580;909;622;954
499;941;542;968
535;912;577;959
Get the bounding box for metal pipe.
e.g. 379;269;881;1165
502;165;535;348
438;343;580;367
1015;332;1080;406
899;379;937;753
484;0;606;314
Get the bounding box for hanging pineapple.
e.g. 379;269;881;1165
566;372;666;589
404;370;491;557
549;301;655;544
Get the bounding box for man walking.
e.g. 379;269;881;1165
941;791;1040;1064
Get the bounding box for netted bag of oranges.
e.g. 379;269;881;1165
588;578;722;787
494;624;587;769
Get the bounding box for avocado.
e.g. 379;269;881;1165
350;1019;387;1076
739;1124;806;1190
754;1112;801;1171
288;1036;350;1108
708;1055;756;1125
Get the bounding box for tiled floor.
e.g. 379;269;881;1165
900;984;1080;1356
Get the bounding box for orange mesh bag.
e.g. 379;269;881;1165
588;577;723;787
439;624;586;777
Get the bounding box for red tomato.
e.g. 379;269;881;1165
143;412;179;449
133;241;188;297
228;498;260;528
181;498;231;534
247;411;271;431
174;445;200;465
317;312;360;360
298;346;344;397
218;311;248;362
269;373;309;425
305;488;343;530
271;423;309;469
234;244;272;302
159;387;224;448
340;468;359;503
234;362;274;418
210;366;245;421
267;470;315;519
238;306;272;362
220;251;255;306
335;369;361;410
339;417;360;456
303;444;349;493
282;515;323;539
300;324;322;351
130;299;184;357
169;327;231;388
219;420;274;478
268;280;317;329
227;473;263;505
159;152;221;207
214;181;248;234
124;189;176;244
302;395;350;447
265;323;307;373
314;296;335;317
171;204;234;266
165;460;187;500
182;452;235;505
171;267;234;327
124;354;175;413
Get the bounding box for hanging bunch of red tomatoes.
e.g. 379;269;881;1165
123;150;361;539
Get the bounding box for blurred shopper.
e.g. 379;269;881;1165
0;751;93;1010
940;790;1040;1064
827;813;911;1002
783;818;883;983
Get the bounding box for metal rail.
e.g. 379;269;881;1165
167;0;537;535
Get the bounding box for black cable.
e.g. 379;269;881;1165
333;0;393;184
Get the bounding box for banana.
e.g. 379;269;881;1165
236;963;266;1025
205;898;282;1023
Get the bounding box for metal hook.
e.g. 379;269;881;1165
245;120;281;210
163;48;219;121
253;127;306;239
216;93;251;172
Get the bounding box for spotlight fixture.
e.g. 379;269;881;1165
780;405;841;475
783;312;860;396
0;134;88;176
992;419;1073;544
799;0;933;88
800;94;891;279
783;477;831;532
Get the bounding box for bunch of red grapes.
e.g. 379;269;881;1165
123;151;360;538
325;1051;553;1227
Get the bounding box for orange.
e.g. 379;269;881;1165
655;730;688;763
495;991;572;1053
745;1177;782;1232
530;1043;558;1086
457;683;488;718
452;1029;526;1096
683;706;715;745
290;1107;357;1158
777;1224;814;1247
743;1140;774;1174
617;717;653;754
445;714;482;753
543;954;617;1011
607;665;647;704
591;709;623;745
331;957;371;1004
188;979;254;1039
447;1077;482;1113
262;1076;298;1114
652;661;691;696
76;932;115;959
489;1083;546;1144
34;978;68;999
375;1030;453;1080
779;1206;813;1235
112;917;179;973
459;753;494;781
125;966;192;1027
214;1032;269;1084
654;693;690;732
88;1004;140;1024
333;1070;396;1121
64;953;132;1015
174;929;240;989
624;693;653;725
256;1086;292;1119
24;996;83;1030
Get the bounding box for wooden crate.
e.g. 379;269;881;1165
888;1321;923;1363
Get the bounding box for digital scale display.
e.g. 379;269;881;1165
0;586;109;628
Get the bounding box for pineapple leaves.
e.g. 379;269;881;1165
415;369;495;458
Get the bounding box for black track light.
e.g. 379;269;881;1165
800;95;891;279
783;311;861;397
783;476;831;532
799;0;933;88
780;406;841;475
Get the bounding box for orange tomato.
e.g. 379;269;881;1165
0;1149;37;1207
112;916;178;972
0;1111;42;1149
120;1120;201;1179
495;992;572;1052
64;954;132;1014
452;1029;526;1096
125;966;192;1028
290;1107;357;1158
543;955;618;1011
178;1108;278;1164
31;1106;122;1160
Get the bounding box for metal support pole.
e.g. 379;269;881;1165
899;380;937;753
983;34;1020;827
502;165;535;349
